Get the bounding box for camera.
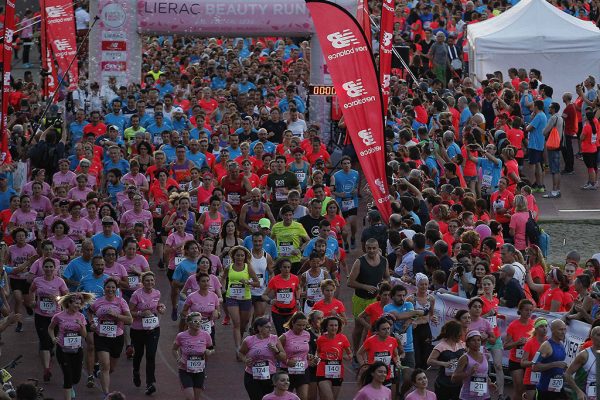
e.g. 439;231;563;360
54;113;63;128
456;264;464;275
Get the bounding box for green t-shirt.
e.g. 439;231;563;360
271;221;307;263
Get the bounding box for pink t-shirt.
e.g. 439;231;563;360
22;181;52;197
29;257;60;278
175;330;213;372
91;219;120;234
165;232;194;269
121;172;148;188
281;329;310;369
129;288;162;330
353;384;393;400
10;209;38;242
104;262;128;281
51;310;86;351
117;255;150;291
119;198;150;214
120;209;153;233
30;195;52;215
90;296;130;337
49;235;77;266
182;274;222;298
53;170;77;187
32;276;68;316
67;187;93;202
402;389;435;400
262;392;301;400
70;174;97;190
65;217;92;242
509;211;529;251
183;291;219;330
9;243;37;279
243;334;279;375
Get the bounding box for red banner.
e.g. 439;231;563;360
356;0;371;46
40;0;58;97
44;0;78;90
379;0;395;114
0;0;15;165
306;0;392;221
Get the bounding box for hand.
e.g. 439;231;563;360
267;342;278;353
157;304;166;314
518;337;527;346
554;361;568;369
365;285;378;295
142;310;154;318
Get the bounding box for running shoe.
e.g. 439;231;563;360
71;388;76;398
581;183;593;190
543;191;561;198
93;362;100;378
350;238;356;249
15;322;22;332
351;356;360;370
87;375;95;388
25;306;33;316
171;308;178;321
222;315;230;325
145;383;157;396
560;170;575;175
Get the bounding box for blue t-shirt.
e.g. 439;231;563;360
528;112;548;151
69;120;88;149
187;151;207;169
91;233;123;255
0;187;17;211
477;157;503;191
172;259;197;284
63;257;93;291
383;301;415;352
520;94;534;122
250;140;276;155
160;144;177;163
242;236;278;260
78;273;109;298
446;142;461;160
104;113;127;134
425;156;440;187
103;158;130;175
303;236;339;259
333;169;359;211
543;97;553;119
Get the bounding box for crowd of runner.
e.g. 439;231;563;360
3;0;600;400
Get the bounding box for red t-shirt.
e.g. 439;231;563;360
506;319;534;362
0;209;14;245
361;335;398;380
307;149;331;166
529;264;546;283
268;274;299;314
83;122;107;138
461;146;478;177
312;298;346;318
136;237;152;261
523;336;544;385
316;333;351;377
490;189;514;224
506;128;525;158
363;301;385;336
538;285;567;311
480;295;500;338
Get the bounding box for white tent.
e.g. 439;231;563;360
467;0;600;100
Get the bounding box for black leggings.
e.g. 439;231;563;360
34;314;54;351
56;347;83;389
243;371;273;400
271;312;292;337
131;327;160;385
413;324;432;369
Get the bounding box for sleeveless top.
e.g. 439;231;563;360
537;338;566;392
221;176;246;210
355;255;387;299
245;203;266;233
304;268;326;305
250;251;268;296
226;263;251;300
202;212;222;238
583;347;597;391
459;352;489;400
289;162;310;190
174;210;196;234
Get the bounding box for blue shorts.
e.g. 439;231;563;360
548;150;561;174
528;149;543;165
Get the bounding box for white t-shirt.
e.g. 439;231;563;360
287;119;307;139
75;8;90;30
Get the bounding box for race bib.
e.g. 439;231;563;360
252;361;270;380
516;348;524;359
128;275;140;288
63;332;82;349
587;382;596;398
549;376;563;392
470;377;487;396
276;288;293;304
39;297;56;313
374;352;391;366
187;356;205;373
324;360;341;379
482;174;493;188
227;193;240;205
279;242;293;257
200;320;212;333
155;207;162;215
398;333;407;346
26;230;36;242
35;218;44;231
153;136;163;146
190;196;198;206
288;360;306;375
75;241;82;252
208;223;220;235
445;359;458;376
249;221;259;232
275;190;287;202
199;205;209;213
229;283;245;300
295;172;306;183
174;256;185;266
306;285;322;300
486;315;497;328
142;315;159;330
99;321;117;337
530;371;541;384
341;199;354;211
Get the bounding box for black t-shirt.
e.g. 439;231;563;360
267;171;299;205
261;120;287;143
298;214;324;238
360;224;388;252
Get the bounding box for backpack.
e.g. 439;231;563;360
525;211;541;246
